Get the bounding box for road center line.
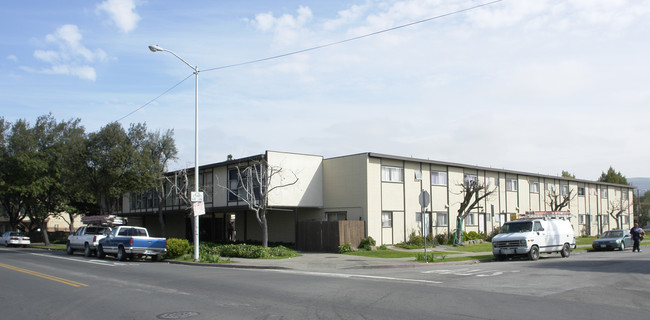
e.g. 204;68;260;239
0;262;88;287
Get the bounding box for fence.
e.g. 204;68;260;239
297;220;365;252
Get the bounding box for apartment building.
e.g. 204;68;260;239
116;151;635;246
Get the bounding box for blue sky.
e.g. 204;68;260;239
2;0;650;180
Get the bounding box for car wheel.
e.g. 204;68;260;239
97;245;106;259
151;255;160;262
84;244;92;257
528;246;540;261
117;246;128;261
620;242;625;251
560;243;570;258
494;254;505;261
66;242;74;255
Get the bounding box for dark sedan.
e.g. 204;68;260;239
592;229;633;251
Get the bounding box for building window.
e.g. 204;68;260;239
529;181;539;193
601;188;608;199
579;214;585;225
431;171;447;186
228;166;262;202
382;166;403;183
436;212;448;226
625;215;630;224
506;179;517;192
603;215;609;225
465;213;476;226
464;174;478;187
326;211;347;221
381;211;393;228
561;185;569;195
622;191;629;201
578;187;585;196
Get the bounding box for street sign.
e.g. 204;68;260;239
191;191;204;203
193;201;205;217
419;190;430;208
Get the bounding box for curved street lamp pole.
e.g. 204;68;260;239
149;45;201;262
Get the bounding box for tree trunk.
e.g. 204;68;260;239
260;213;268;248
41;223;51;246
157;182;166;238
455;216;464;245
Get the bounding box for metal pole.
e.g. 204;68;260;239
148;45;201;262
193;66;200;262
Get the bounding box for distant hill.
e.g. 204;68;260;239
629;177;650;194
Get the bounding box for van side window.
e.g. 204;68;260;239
534;221;544;231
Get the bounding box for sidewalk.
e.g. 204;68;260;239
176;245;492;271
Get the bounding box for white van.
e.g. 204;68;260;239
492;213;576;261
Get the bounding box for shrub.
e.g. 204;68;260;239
434;232;449;245
359;237;376;250
416;253;446;263
339;243;353;253
164;238;191;259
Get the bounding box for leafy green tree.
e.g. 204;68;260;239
84;122;152;214
147;129;178;238
598;166;628;185
561;171;575;179
0;118;29;230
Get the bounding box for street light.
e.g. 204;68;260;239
149;45;202;262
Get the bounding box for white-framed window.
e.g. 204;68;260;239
579;214;585;225
600;188;608;199
603;215;609;225
530;181;539;193
465;213;476;226
506;179;517;192
382;166;403;183
561;185;569;195
431;171;448;186
578;187;585;196
381;211;393;228
622;191;629;201
464;174;478;187
436;212;448;226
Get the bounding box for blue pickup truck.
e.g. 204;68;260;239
97;226;167;261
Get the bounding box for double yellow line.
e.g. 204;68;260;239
0;262;88;287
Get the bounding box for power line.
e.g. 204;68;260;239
117;0;502;122
202;0;501;73
115;74;193;122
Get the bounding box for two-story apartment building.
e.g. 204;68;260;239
116;151;635;246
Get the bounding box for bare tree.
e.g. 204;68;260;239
454;179;494;244
163;169;194;235
607;199;629;229
219;159;298;248
546;186;575;211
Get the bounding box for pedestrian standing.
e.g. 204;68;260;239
630;223;645;253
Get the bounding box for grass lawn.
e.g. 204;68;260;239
344;249;420;259
575;237;596;246
29;243;66;250
445;242;493;252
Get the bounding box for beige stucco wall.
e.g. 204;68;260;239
267;151;323;207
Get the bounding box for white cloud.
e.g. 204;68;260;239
249;6;313;46
96;0;141;33
31;24;106;81
7;54;18;62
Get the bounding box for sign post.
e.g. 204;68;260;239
419;190;430;262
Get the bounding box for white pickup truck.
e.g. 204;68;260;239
66;225;111;257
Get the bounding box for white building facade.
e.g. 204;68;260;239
116;151;635;246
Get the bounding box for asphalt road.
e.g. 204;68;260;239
0;247;648;320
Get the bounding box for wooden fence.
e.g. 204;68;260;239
296;220;365;252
